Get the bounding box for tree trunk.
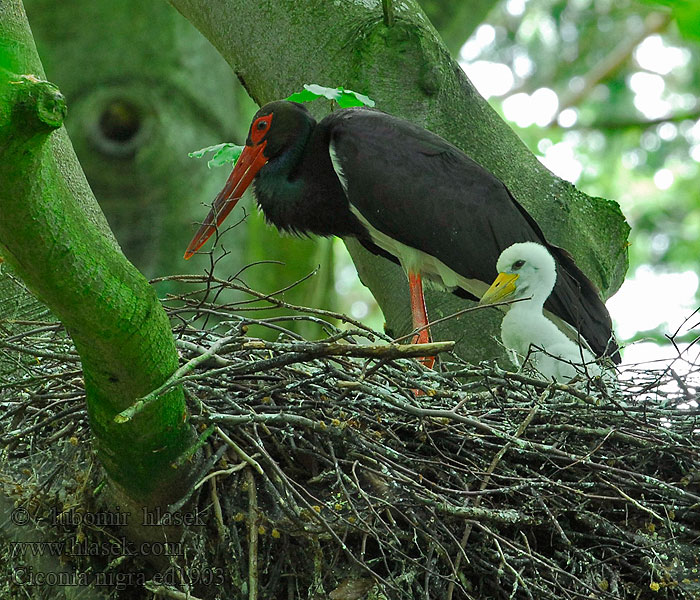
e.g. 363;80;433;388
0;0;200;512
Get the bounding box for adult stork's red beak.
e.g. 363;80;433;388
184;141;268;259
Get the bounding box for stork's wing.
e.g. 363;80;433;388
326;108;619;362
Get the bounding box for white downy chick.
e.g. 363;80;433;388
480;242;603;382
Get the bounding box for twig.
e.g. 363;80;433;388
204;444;228;543
172;424;215;468
391;298;526;344
0;338;78;362
215;426;264;475
144;583;203;600
241;339;454;360
246;467;259;600
114;335;238;423
195;462;249;489
604;479;665;523
151;273;388;340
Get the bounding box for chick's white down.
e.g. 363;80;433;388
491;243;601;382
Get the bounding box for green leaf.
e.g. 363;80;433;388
188;143;243;168
287;84;339;103
336;89;376;108
635;1;700;40
286;84;375;107
285;88;322;104
190;85;376;171
188;143;228;159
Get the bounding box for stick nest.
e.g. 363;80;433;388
1;273;699;600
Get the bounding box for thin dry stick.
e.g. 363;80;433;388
144;583;204;600
605;480;665;522
114;335;238;423
216;426;264;475
446;399;541;600
202;443;228;544
151;272;388;340
241;339;454;359
210;476;227;544
195;462;248;489
391;297;527;344
246;467;259;600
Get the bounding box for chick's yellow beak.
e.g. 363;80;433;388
479;272;519;305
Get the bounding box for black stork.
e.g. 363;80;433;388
184;101;619;366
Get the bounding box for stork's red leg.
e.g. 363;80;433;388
408;271;435;369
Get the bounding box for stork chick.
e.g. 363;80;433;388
481;242;605;382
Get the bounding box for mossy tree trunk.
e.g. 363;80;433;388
168;0;629;363
0;0;200;515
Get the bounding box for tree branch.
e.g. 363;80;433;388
0;0;198;506
556;11;672;115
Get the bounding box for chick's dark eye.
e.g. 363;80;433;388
257;120;268;130
512;260;525;270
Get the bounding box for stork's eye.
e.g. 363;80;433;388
250;115;273;143
512;259;525;270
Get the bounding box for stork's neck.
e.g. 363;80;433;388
250;121;316;235
252;119;364;239
257;120;313;195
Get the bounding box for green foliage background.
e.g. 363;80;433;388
469;0;700;350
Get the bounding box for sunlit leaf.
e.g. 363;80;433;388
336;89;376;108
188;143;228;159
188;143;243;168
286;84;375;107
